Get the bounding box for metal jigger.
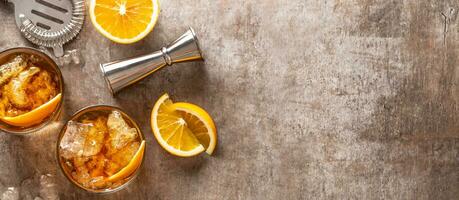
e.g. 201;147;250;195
100;27;203;94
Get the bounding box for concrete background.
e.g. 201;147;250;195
0;0;458;199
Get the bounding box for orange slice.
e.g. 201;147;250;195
107;140;145;182
89;0;160;44
1;93;62;127
151;94;217;157
172;102;217;155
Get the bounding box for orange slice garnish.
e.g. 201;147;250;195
1;93;62;127
107;140;145;182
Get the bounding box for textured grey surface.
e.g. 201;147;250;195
0;0;458;199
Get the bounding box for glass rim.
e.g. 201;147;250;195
56;104;146;194
0;46;65;134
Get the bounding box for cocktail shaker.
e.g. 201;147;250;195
100;27;204;94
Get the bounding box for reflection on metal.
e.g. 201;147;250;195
100;27;204;94
6;0;85;57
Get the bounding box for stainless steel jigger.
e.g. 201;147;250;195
100;27;204;94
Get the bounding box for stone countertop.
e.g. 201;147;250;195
0;0;458;199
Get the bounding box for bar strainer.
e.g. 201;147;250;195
5;0;85;57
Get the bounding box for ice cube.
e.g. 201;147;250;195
0;55;27;86
72;156;90;168
39;174;58;200
88;176;107;189
71;164;91;187
106;111;138;152
104;161;121;176
109;142;140;168
60;121;105;159
71;154;112;189
60;121;91;159
19;175;41;200
86;154;107;178
1;187;19;200
82;119;106;157
20;177;35;200
104;142;140;176
54;49;85;68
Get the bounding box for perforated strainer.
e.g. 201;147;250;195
5;0;85;57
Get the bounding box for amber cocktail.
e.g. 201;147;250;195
57;106;145;193
0;47;64;134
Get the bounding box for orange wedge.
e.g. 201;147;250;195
107;140;145;182
1;93;62;127
89;0;160;44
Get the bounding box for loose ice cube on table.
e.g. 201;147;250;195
1;187;19;200
107;111;138;152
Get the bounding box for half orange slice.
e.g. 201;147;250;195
89;0;160;44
